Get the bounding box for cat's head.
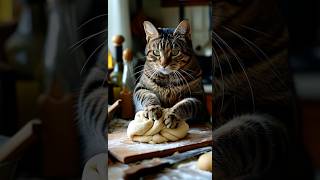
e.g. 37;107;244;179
143;20;194;75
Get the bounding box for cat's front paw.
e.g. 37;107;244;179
164;111;181;129
143;105;163;121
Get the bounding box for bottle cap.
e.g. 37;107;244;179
123;48;133;62
112;35;125;46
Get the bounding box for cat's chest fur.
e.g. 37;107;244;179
142;74;201;108
144;75;187;107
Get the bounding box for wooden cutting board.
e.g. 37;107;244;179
108;125;212;163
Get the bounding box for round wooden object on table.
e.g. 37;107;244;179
197;151;212;172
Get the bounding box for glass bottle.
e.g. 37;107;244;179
5;0;46;83
5;0;46;127
110;35;124;100
120;48;134;119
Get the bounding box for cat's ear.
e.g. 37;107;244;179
174;20;191;38
143;21;159;42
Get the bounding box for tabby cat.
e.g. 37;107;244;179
133;20;207;128
211;0;313;179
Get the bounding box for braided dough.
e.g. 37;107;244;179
127;110;189;144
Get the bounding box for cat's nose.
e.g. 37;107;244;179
161;64;168;68
160;60;168;68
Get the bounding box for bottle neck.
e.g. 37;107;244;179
122;61;128;90
113;61;123;72
115;45;123;63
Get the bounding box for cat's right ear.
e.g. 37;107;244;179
143;21;159;42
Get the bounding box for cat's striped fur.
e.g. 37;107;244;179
134;21;207;128
211;0;312;179
78;57;108;161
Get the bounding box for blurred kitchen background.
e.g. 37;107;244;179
0;0;319;179
0;0;106;179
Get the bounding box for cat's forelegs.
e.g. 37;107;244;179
134;88;162;121
164;97;202;128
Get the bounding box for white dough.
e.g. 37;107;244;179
197;151;212;172
127;110;189;144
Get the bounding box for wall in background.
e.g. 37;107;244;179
108;0;132;56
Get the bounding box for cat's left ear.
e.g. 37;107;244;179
143;21;159;42
173;20;191;38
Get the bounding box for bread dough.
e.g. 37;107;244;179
127;110;189;144
197;151;212;172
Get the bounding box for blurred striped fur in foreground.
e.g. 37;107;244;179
211;0;313;179
78;58;108;161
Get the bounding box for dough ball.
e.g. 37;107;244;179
127;111;153;138
127;110;189;144
197;151;212;172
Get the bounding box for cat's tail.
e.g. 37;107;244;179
77;65;108;162
212;114;289;180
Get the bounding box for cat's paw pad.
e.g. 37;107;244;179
164;112;180;129
143;105;163;121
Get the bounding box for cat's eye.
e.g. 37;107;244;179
171;49;179;56
153;50;160;56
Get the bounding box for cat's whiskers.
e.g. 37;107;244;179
212;34;235;83
133;65;146;70
212;36;226;113
148;68;158;81
180;69;195;80
134;72;144;85
212;31;256;112
212;37;237;112
133;69;145;76
133;69;146;80
173;72;183;98
132;56;147;62
69;29;107;52
135;68;152;85
77;14;107;31
171;72;181;98
223;26;287;88
80;41;106;75
133;64;147;77
213;15;272;37
239;25;272;38
176;71;192;97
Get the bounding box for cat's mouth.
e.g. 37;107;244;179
158;67;172;75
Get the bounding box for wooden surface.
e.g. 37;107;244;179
108;125;212;164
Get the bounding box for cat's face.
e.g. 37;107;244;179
143;21;193;75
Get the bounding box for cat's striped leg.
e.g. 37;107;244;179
134;86;162;121
164;97;202;128
212;114;288;179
